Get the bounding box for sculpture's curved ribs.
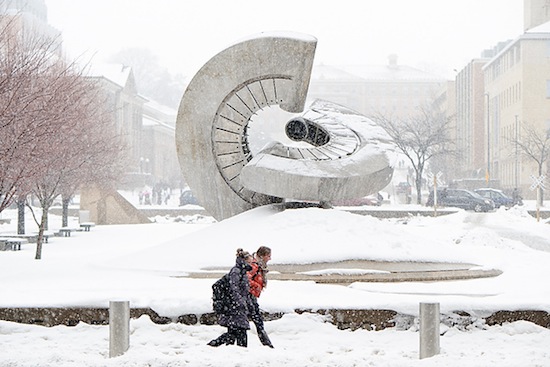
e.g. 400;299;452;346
176;33;317;220
240;99;396;202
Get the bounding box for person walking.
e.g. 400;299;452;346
208;249;254;347
248;246;274;348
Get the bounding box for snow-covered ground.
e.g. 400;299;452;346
0;201;550;366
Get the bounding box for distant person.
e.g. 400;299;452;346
208;249;253;347
248;246;274;348
164;188;171;205
143;189;151;205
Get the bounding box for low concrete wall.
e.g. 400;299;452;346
527;210;550;219
1;307;548;331
344;208;457;218
138;208;210;217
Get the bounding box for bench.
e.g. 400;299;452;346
42;231;55;243
12;233;39;243
0;237;27;251
22;232;52;243
58;227;78;237
13;234;36;241
0;240;9;251
23;233;51;243
79;222;96;232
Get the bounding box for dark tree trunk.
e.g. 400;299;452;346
17;197;25;234
62;195;71;227
35;206;49;260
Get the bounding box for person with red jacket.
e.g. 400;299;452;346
248;246;273;348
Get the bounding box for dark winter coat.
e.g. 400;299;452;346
218;257;253;330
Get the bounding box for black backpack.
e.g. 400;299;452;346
212;274;230;314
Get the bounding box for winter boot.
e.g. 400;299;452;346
207;332;234;347
233;328;248;347
207;338;224;347
257;328;274;348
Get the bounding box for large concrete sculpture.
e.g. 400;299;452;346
176;32;316;220
176;32;394;220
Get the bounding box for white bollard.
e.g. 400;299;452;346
109;301;130;358
419;302;440;359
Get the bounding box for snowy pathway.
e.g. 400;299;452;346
464;211;550;252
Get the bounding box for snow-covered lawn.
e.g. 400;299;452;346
0;203;549;366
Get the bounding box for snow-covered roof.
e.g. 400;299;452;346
144;100;177;118
142;114;175;131
142;115;159;127
143;100;177;127
525;19;550;34
311;64;364;82
87;63;132;88
312;63;446;83
483;21;550;70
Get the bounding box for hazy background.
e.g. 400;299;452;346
45;0;524;80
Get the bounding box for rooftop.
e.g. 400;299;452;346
312;63;446;83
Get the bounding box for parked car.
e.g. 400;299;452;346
333;194;382;207
179;190;199;206
426;188;494;212
474;188;514;208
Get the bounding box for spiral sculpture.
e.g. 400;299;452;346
176;32;394;220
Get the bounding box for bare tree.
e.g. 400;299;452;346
511;120;550;207
0;17;64;213
372;106;455;204
0;17;125;258
27;65;126;260
57;84;127;228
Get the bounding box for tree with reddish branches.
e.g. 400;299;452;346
0;16;64;214
0;18;126;259
26;66;126;260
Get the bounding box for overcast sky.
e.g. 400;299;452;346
45;0;524;80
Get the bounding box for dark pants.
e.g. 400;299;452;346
249;296;264;330
209;326;248;347
249;296;273;347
